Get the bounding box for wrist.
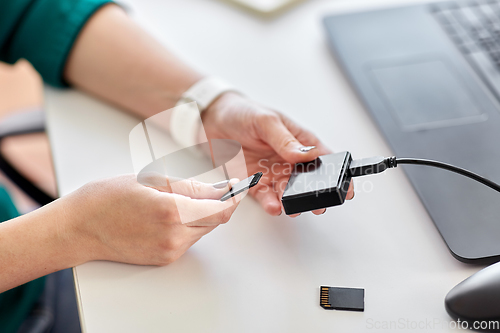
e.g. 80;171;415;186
200;92;246;139
53;192;101;264
13;196;97;273
203;91;242;115
171;77;239;148
0;201;91;292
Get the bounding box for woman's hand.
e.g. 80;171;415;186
0;175;239;292
201;93;354;217
64;175;240;266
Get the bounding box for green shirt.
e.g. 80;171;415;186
0;0;113;87
0;0;112;331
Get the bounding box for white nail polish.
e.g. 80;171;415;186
213;180;230;189
299;146;316;153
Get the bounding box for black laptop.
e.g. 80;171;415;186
324;0;500;264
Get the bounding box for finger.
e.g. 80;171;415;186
280;115;332;156
186;225;217;236
312;209;326;215
250;184;282;216
296;133;331;156
289;213;301;218
173;191;242;226
170;178;240;200
142;173;239;200
346;180;355;200
256;114;321;164
137;171;172;191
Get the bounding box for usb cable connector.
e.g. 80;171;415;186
348;156;389;177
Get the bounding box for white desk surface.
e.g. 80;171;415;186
45;0;484;332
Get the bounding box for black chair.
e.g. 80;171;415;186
0;109;56;206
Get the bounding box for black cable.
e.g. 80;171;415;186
390;157;500;193
349;156;500;193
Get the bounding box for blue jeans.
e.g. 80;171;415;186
17;269;81;333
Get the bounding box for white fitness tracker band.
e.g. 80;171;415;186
170;77;236;148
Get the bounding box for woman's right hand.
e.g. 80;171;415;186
61;174;240;266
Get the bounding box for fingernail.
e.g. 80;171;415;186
299;146;316;153
213;180;230;189
351;192;355;199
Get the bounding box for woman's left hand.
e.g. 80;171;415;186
201;92;354;216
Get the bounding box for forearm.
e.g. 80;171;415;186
64;4;202;119
0;198;87;293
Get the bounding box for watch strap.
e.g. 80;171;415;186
170;77;236;148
